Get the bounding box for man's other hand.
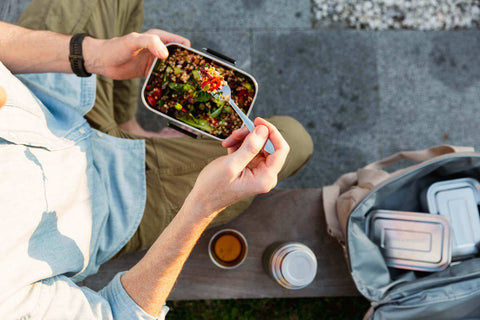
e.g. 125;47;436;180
83;29;190;80
188;118;290;216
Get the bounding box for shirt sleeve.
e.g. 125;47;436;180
0;272;169;320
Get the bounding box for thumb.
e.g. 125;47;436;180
131;33;169;59
229;125;268;171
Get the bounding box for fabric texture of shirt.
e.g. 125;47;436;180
0;62;168;319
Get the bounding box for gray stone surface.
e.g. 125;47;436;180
252;31;381;188
377;31;480;157
142;0;311;32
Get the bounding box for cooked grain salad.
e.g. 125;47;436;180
144;46;255;139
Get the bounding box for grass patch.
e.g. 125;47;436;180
168;297;369;320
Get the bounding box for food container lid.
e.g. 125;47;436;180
367;210;452;272
426;178;480;258
281;250;317;287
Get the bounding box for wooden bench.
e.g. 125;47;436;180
79;189;359;300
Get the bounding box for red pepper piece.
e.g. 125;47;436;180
209;78;221;91
201;80;210;89
237;89;248;103
146;95;156;106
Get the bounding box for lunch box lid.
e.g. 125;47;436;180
367;210;452;272
425;178;480;258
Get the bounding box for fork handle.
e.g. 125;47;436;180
228;99;275;154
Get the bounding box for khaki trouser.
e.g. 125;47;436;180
17;0;314;256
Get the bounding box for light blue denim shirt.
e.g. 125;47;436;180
0;62;168;320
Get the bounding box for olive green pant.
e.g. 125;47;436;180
18;0;314;256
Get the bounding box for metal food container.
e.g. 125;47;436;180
367;210;452;272
262;242;317;290
141;43;258;141
425;178;480;259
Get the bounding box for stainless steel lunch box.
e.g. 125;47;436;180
367;210;452;272
141;43;258;141
425;178;480;259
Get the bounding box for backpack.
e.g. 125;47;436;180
323;145;480;320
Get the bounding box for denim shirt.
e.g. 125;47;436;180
0;62;168;320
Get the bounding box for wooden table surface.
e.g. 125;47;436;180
79;189;359;300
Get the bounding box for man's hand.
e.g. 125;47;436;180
0;21;190;77
83;29;190;80
188;117;290;215
121;118;289;316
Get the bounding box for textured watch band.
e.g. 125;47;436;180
69;33;92;77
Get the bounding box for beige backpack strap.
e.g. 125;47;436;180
365;145;474;171
323;185;343;241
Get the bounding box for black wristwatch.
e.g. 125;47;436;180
69;33;92;77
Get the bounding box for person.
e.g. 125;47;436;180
0;0;313;319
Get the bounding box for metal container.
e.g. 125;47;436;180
367;210;452;272
208;229;248;269
141;43;258;141
263;242;317;290
425;178;480;259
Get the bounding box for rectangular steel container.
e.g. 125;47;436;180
367;210;452;272
141;43;258;141
425;178;480;259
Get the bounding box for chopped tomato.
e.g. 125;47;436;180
237;89;248;103
146;95;156;106
153;88;162;100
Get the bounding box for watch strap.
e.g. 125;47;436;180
69;33;92;77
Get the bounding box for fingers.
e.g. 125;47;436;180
229;125;269;172
253;118;290;174
129;32;169;59
222;126;249;149
0;87;6;108
145;29;191;47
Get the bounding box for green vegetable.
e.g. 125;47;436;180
168;82;185;93
158;100;165;107
244;82;253;91
209;105;224;118
174;103;183;111
183;83;195;93
199;103;206;111
193;91;212;102
192;70;201;81
174;67;183;75
224;105;232;113
154;60;163;72
163;66;173;83
213;98;226;108
178;115;212;133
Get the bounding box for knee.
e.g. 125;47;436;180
266;116;313;178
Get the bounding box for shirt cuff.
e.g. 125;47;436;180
99;272;169;320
